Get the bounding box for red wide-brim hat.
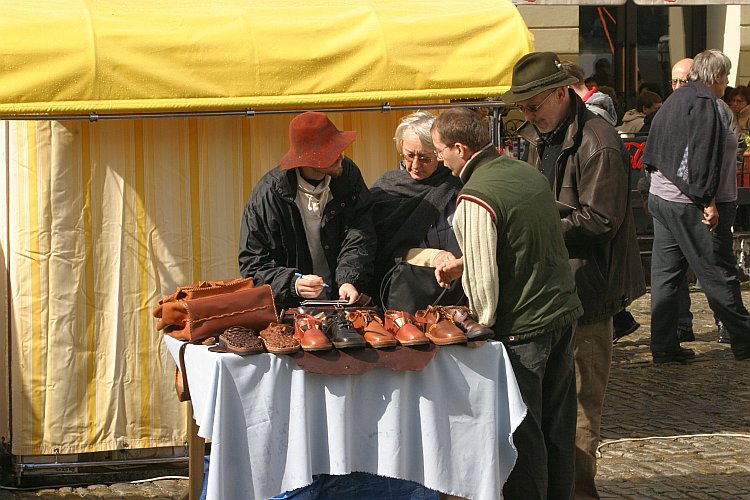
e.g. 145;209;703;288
279;112;356;170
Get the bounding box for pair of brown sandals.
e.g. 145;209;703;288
209;323;300;356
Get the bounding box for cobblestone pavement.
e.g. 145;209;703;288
2;289;749;499
599;288;750;499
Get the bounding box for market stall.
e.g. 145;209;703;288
0;0;532;483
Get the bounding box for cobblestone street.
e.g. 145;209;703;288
598;288;750;499
2;289;749;499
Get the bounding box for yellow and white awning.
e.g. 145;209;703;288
1;1;532;456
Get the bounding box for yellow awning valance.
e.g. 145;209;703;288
0;0;532;118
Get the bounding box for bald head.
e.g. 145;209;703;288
671;58;693;89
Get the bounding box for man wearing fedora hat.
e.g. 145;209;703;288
504;52;644;500
238;111;376;309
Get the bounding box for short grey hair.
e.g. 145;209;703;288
394;111;436;152
688;49;731;86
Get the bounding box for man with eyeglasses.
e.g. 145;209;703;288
671;58;693;90
431;107;583;500
503;51;644;500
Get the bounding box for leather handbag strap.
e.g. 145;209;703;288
379;260;451;311
177;342;191;402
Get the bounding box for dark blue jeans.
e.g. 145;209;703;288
502;323;577;500
649;194;750;355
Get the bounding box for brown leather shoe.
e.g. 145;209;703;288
384;310;429;346
442;306;494;341
294;314;333;351
415;306;468;345
347;310;398;348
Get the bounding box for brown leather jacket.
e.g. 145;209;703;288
518;90;645;324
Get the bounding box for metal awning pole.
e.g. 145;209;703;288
0;101;507;122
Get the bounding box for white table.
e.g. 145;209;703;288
164;336;526;500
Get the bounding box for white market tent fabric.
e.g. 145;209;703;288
0;0;532;456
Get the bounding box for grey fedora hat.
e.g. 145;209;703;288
502;52;579;104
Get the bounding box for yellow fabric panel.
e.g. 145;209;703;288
5;111;416;454
0;0;532;116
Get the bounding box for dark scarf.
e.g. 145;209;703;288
370;165;461;280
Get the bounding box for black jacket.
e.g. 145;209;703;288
238;157;376;309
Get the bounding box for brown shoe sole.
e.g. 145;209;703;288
397;337;430;346
425;333;467;346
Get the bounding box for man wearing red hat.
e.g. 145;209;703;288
238;111;376;309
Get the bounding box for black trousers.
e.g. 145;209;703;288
502;323;577;500
649;194;750;356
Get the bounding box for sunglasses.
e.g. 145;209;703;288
670;78;688;87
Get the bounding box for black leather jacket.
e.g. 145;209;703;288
238;157;376;309
519;90;645;324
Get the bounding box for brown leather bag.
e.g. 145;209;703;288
153;278;278;344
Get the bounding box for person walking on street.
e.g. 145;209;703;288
644;49;750;362
503;51;645;500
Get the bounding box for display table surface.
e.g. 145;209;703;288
164;335;526;500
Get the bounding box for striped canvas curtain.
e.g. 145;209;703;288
1;112;404;455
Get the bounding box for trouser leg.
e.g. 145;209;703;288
649;195;689;352
674;202;750;354
544;325;577;499
573;319;613;500
502;325;576;500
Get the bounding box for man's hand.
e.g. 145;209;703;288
338;283;360;304
702;200;719;231
431;250;457;268
294;274;326;298
435;257;464;289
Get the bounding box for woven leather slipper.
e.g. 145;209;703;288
260;323;301;354
210;326;265;355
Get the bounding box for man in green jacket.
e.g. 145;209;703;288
432;107;583;499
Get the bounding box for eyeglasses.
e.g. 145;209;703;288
434;144;455;158
516;90;556;114
670;78;688;87
400;152;435;164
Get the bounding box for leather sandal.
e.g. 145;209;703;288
347;310;397;348
384;310;429;346
260;322;301;354
294;314;333;351
213;326;265;355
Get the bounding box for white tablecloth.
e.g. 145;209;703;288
164;336;526;500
